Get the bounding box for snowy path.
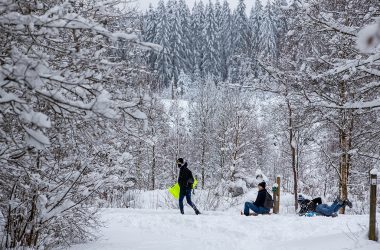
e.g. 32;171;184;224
69;209;379;250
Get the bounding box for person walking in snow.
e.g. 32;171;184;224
177;158;201;215
242;182;270;216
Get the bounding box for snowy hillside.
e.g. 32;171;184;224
69;208;380;250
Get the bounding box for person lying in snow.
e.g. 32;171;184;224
241;182;271;216
298;195;352;217
297;195;323;215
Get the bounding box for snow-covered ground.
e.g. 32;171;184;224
69;208;380;250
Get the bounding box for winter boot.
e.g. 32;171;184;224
192;205;201;215
343;199;353;208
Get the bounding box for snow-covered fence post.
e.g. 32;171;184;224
272;183;278;214
369;168;378;241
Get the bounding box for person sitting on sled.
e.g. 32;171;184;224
242;182;271;216
298;194;352;217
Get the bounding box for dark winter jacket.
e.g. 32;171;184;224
254;189;267;207
178;163;194;190
298;197;322;214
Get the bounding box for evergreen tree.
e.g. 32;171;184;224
229;0;253;83
143;4;158;70
214;0;223;78
259;1;277;62
250;0;263;56
232;0;251;56
154;0;172;88
220;0;232;80
143;4;157;43
191;1;206;76
178;0;192;73
167;0;183;92
203;1;219;77
272;0;288;55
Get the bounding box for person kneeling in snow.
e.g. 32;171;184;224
242;182;271;216
298;195;352;217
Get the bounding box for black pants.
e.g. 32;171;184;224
179;188;196;213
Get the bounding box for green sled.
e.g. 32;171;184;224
168;179;198;200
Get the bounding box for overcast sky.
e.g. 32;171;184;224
134;0;268;12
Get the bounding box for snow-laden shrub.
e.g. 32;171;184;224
227;179;248;197
123;189;216;211
0;1;154;248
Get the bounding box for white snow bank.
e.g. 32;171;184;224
124;188;297;213
68;209;380;250
124;189;227;211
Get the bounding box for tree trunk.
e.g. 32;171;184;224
338;81;353;214
339;128;349;214
136;141;143;190
231;116;240;181
201;117;207;188
151;145;156;190
201;141;206;189
287;99;298;211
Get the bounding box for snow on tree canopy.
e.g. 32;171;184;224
0;0;157;248
92;90;118;119
20;110;51;128
24;127;50;149
370;168;378;175
255;169;269;183
357;19;380;52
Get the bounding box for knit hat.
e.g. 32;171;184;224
258;182;266;189
298;194;305;201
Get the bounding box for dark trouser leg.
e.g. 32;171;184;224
185;189;194;207
331;201;344;213
258;207;270;214
316;204;331;216
316;201;343;216
179;190;185;214
185;189;200;214
244;202;260;216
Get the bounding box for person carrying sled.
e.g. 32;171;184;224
298;195;352;217
177;158;201;215
242;182;271;216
